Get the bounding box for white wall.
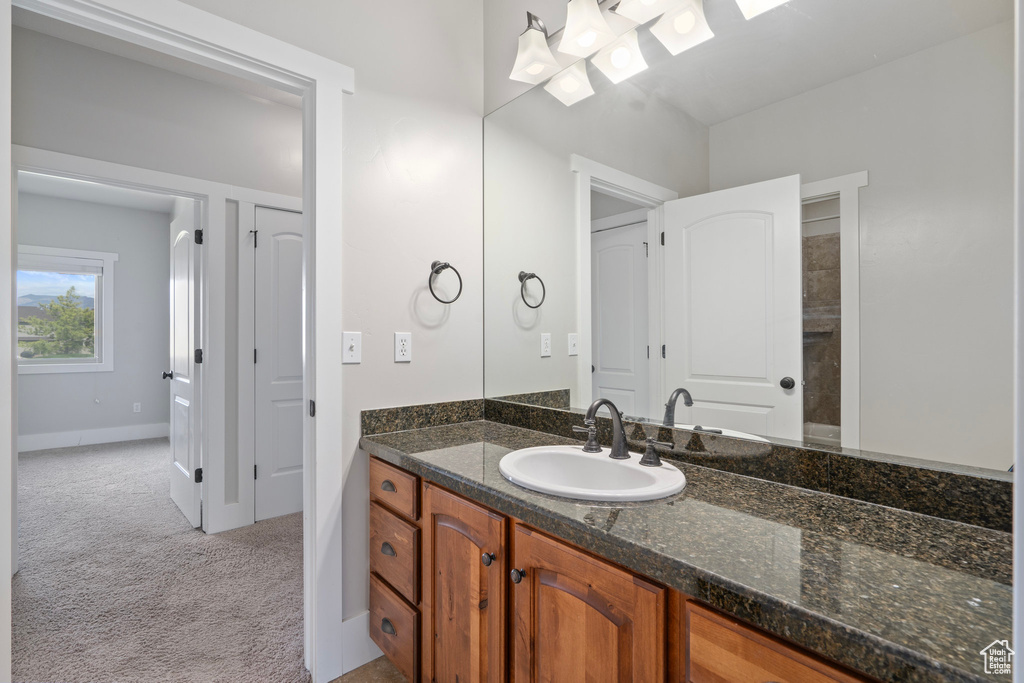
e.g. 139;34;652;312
178;0;485;638
12;27;303;197
16;193;170;447
484;78;709;405
709;23;1015;469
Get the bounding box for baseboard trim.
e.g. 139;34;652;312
18;423;170;452
339;611;382;677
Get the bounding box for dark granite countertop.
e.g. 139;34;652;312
360;421;1012;683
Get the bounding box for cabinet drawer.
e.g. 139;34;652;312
687;602;867;683
369;575;419;682
370;457;419;520
370;501;420;604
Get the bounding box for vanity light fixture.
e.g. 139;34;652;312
559;0;618;58
734;0;788;20
509;12;562;85
591;29;649;84
543;61;596;106
650;0;713;55
613;0;681;26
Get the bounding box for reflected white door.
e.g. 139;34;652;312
169;203;201;527
591;222;649;417
254;206;304;521
661;175;802;439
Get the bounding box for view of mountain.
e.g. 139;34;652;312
17;294;95;309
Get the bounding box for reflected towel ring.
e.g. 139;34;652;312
518;271;546;309
429;260;462;304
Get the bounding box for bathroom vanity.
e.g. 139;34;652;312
360;415;1011;683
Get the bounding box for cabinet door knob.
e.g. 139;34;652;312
510;568;526;584
381;542;396;557
481;552;496;567
381;618;397;636
780;376;795;390
380;479;397;493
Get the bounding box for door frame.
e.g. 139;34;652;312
571;155;677;409
800;171;868;449
0;2;354;682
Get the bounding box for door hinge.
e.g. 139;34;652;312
195;349;204;364
644;241;649;257
660;232;665;246
254;348;257;364
194;467;203;483
647;345;650;359
662;344;666;359
250;229;258;248
195;229;204;245
254;465;257;480
309;400;316;417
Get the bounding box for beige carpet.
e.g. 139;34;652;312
13;438;309;683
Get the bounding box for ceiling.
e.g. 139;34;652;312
12;7;303;110
491;0;1013;126
18;172;179;215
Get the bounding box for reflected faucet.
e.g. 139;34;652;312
584;398;630;460
663;388;694;427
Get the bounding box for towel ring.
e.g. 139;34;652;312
429;261;462;304
518;271;546;309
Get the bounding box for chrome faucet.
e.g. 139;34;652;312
583;398;630;460
662;387;693;427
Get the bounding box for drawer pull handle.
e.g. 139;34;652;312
381;618;397;636
481;552;496;567
381;542;397;557
380;479;397;493
510;568;526;584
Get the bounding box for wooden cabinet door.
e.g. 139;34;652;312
422;483;507;683
511;524;666;682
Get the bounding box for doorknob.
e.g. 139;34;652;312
780;377;795;390
162;371;173;380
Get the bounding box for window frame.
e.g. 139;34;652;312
16;245;118;374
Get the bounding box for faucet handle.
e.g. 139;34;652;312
572;419;602;453
639;437;673;468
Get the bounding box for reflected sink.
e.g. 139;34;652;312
675;425;770;443
499;446;686;502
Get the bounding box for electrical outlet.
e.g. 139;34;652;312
342;332;361;364
541;333;551;358
133;402;142;413
395;332;412;362
568;333;579;356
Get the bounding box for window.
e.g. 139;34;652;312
17;246;118;374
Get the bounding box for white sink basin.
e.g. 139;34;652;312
499;446;686;502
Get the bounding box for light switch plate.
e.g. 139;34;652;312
343;332;361;364
568;333;579;356
541;333;552;358
395;332;412;362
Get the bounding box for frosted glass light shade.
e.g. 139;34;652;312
510;27;561;84
734;0;788;20
614;0;682;25
559;0;617;58
591;30;648;84
544;61;595;106
650;0;714;55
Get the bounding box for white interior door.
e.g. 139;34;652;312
591;222;649;417
169;202;201;527
661;175;802;439
254;206;304;521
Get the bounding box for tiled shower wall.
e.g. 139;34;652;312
803;199;842;431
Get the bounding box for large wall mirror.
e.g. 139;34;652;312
483;0;1014;472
